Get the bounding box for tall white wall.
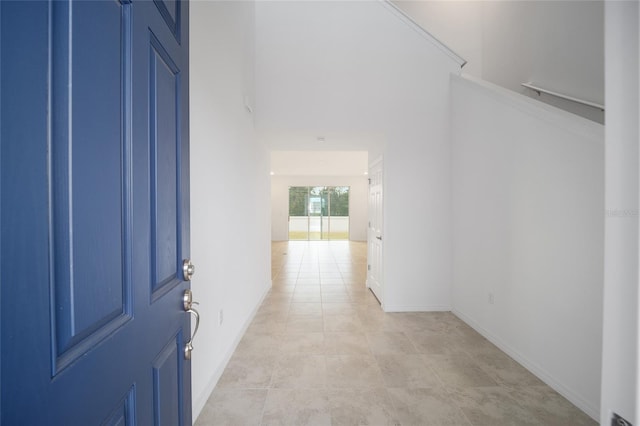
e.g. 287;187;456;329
600;1;639;424
451;74;604;419
270;175;368;242
395;1;604;122
256;1;464;312
190;2;271;420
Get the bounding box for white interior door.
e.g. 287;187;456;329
367;157;384;305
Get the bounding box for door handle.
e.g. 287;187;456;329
376;236;382;241
183;289;200;360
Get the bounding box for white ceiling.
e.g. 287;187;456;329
260;130;385;152
271;151;369;176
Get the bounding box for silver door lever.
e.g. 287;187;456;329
183;289;200;360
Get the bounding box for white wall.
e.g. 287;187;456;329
601;1;639;424
256;1;464;312
395;1;604;123
451;74;604;419
390;1;483;77
270;175;368;242
482;0;604;123
190;2;271;420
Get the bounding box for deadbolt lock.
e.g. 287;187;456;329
182;259;195;281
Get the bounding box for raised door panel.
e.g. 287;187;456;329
152;333;184;426
153;0;180;42
1;1;146;423
102;387;136;426
149;31;183;301
50;0;132;374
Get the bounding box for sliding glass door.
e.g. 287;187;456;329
288;186;349;240
328;186;349;240
288;187;309;240
308;186;326;240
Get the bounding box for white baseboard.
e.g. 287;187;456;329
192;281;271;422
452;308;599;422
383;304;451;313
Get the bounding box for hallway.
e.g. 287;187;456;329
195;242;595;425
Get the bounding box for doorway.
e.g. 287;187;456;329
288;186;350;240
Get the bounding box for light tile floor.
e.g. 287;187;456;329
195;241;596;426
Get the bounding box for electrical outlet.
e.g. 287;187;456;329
219;309;224;326
488;293;495;305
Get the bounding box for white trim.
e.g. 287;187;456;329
383;304;451;313
452;309;599;422
379;0;467;68
192;282;271;421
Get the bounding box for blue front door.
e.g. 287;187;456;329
1;1;191;424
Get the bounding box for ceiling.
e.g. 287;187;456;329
270;151;369;176
260;130;385;153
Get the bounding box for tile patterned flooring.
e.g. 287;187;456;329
195;241;596;426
